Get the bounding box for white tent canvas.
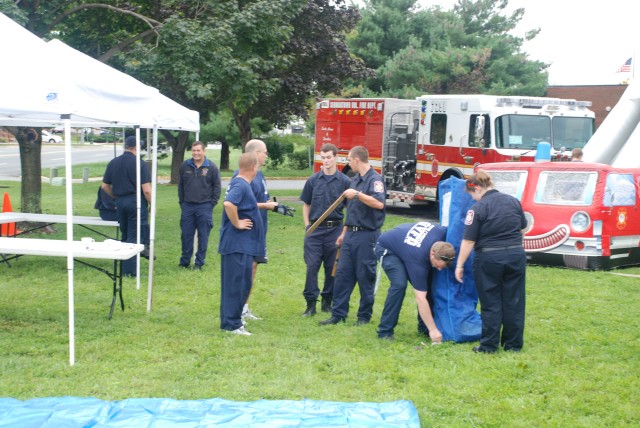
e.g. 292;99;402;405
0;15;151;127
45;39;200;131
0;12;199;365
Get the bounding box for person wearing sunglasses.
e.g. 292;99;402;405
374;221;455;343
455;171;527;353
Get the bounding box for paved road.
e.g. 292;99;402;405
0;143;122;180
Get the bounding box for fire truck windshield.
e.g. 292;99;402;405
552;116;594;150
534;171;597;205
495;115;551;150
495;115;594;151
486;170;528;200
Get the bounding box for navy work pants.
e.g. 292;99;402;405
375;245;410;337
180;202;214;267
331;230;379;321
115;194;149;276
303;225;342;301
220;252;253;331
474;249;526;352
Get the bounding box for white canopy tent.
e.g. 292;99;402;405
44;38;200;310
0;13;199;365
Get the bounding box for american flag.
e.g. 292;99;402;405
617;57;632;73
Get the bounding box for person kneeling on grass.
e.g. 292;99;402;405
375;222;455;343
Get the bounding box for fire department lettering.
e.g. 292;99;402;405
403;221;435;247
464;209;475;225
374;181;384;193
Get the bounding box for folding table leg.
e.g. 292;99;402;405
109;259;125;319
0;253;12;267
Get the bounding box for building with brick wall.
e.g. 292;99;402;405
546;85;628;130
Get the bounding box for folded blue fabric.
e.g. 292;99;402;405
0;397;420;427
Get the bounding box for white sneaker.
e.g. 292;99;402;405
227;326;251;336
241;309;262;321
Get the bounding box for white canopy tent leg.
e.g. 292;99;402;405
135;127;142;289
147;126;159;312
63;116;75;366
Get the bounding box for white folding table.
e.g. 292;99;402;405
0;213;142;319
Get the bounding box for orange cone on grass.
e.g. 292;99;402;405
1;192;16;236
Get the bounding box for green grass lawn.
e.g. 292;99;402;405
0;180;638;426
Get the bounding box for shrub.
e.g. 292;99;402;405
264;137;295;169
287;151;312;170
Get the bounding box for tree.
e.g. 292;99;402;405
3;0;371;191
350;0;548;98
2;127;42;213
253;0;374;126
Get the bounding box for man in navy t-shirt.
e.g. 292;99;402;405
219;153;265;336
375;222;455;342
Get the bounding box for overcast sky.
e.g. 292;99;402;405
425;0;637;85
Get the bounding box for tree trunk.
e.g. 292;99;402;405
10;127;43;214
219;138;230;171
161;129;191;184
230;107;252;150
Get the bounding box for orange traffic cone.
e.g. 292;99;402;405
1;192;16;236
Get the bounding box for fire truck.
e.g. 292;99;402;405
479;160;640;270
314;96;595;205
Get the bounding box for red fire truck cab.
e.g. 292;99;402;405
480;161;640;270
315;97;595;206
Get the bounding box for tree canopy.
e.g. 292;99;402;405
2;0;552;205
349;0;548;98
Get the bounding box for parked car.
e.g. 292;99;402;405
41;130;63;143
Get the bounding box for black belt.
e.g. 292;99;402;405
346;226;377;232
477;245;523;253
310;219;342;228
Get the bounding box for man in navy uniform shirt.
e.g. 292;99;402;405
300;143;350;316
178;141;221;270
375;222;455;342
219;153;265;336
320;146;386;326
101;135;151;277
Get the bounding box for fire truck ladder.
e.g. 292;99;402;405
384;134;398;186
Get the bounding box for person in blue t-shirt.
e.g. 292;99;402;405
219;153;265;336
235;139;294;322
375;222;455;342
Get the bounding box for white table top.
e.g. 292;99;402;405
0;212;118;227
0;237;142;260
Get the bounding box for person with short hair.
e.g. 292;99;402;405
571;148;583;161
455;171;527;353
320;146;386;326
300;143;351;316
219;153;265;336
237;139;275;321
178;141;221;270
101;136;151;277
375;222;455;342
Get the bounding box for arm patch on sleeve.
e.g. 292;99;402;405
374;181;384;193
464;209;475;225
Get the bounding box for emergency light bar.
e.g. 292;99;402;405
495;97;592;109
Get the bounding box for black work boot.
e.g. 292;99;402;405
321;296;332;313
302;300;317;317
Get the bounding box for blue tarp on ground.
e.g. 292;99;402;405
432;177;482;343
0;397;420;427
